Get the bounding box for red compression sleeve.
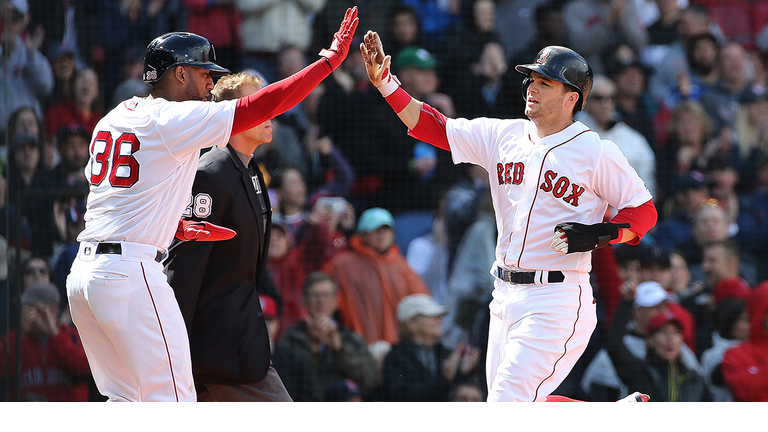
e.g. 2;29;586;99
232;58;332;135
609;199;658;245
407;102;451;151
385;87;412;112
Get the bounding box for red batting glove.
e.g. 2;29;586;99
318;6;359;70
176;219;236;242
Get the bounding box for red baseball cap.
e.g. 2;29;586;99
712;277;750;304
647;310;683;335
259;295;278;320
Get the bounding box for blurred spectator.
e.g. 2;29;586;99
639;0;683;68
581;281;706;401
607;53;658;151
95;0;168;104
667;250;700;301
0;174;32;256
699;41;754;133
236;0;326;84
322;207;430;345
383;4;425;59
406;206;449;306
0;282;91;401
631;0;688;29
439;0;502;107
399;0;459;42
647;4;718;107
266;212;335;340
563;0;648;75
273;272;377;401
452;41;522;120
510;2;568;69
577;74;657;196
0;0;55;132
274;46;313;141
677;199;743;281
380;294;480;401
684;239;753;357
700;278;750;402
721;281;768;401
110;45;151;108
705;159;740;226
442;164;490;268
6;133;57;259
384;47;459;230
442;191;495;349
182;0;242;72
44;45;77;108
51;195;85;313
50;123;89;194
737;155;768;281
3;106;47;172
656;101;718;202
493;0;551;61
28;0;98;67
448;378;486;402
606;306;710;401
44;67;103;145
735;84;768;183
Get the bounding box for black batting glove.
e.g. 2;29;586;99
550;222;631;254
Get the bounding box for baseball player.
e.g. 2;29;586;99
360;32;658;402
66;8;359;401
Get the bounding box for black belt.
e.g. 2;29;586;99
495;267;565;284
96;243;164;263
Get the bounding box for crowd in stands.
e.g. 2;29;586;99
2;0;768;402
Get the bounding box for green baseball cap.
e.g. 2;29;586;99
394;47;437;72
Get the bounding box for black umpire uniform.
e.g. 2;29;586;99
165;145;292;401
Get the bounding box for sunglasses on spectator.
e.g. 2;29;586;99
25;267;49;276
591;94;615;102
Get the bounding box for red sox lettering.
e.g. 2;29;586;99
496;162;524;185
539;170;585;207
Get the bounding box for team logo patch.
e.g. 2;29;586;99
144;70;158;81
536;49;551;64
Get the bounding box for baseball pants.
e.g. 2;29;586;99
485;274;597;402
67;241;196;402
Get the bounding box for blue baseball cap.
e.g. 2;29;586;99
356;207;395;233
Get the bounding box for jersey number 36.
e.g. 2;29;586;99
89;131;140;188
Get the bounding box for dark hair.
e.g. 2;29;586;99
5;106;46;147
302;271;338;298
705;239;741;261
711;297;746;339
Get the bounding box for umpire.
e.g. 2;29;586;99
165;72;292;402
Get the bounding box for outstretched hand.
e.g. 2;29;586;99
319;6;360;70
360;30;397;90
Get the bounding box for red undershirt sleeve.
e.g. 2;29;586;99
406;102;451;151
231;58;332;135
609;199;658;245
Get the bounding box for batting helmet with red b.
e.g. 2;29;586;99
515;46;593;111
143;32;231;84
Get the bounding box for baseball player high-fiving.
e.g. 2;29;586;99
66;8;359;402
360;32;657;402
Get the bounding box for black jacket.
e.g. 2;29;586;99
165;145;272;386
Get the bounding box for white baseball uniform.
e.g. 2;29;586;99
66;96;236;401
445;118;652;401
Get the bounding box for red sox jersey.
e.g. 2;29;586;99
445;118;652;274
78;96;237;249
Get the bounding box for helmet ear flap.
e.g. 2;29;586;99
521;76;531;102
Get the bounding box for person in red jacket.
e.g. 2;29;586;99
0;282;91;401
721;281;768;401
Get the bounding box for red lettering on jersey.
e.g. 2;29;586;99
504;163;513;184
553;177;570;198
512;163;524;184
540;170;557;192
496;163;504;185
110;133;141;188
563;184;585;207
90;131;112;186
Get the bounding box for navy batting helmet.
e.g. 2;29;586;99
143;32;231;84
515;46;593;111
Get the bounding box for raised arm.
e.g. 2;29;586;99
360;31;451;151
231;7;359;135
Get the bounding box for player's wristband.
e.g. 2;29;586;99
378;75;400;97
384;86;411;113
